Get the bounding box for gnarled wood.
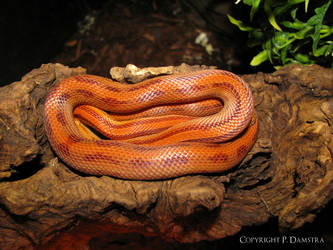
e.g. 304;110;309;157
0;63;332;249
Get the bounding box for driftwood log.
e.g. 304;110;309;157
0;63;332;249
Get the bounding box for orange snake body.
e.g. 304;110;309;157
43;70;258;180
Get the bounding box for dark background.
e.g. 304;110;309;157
0;0;260;86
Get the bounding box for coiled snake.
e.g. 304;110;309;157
43;69;258;180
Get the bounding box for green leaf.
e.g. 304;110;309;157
319;25;333;40
243;0;253;6
285;58;301;64
273;0;305;16
315;43;333;57
291;8;298;20
264;39;273;63
307;1;332;56
306;2;330;26
280;44;291;64
250;0;261;20
305;0;309;12
227;15;254;31
264;0;282;31
250;50;269;66
281;20;306;30
272;32;295;49
294;25;313;39
324;42;333;57
320;25;332;34
294;53;315;64
287;0;306;5
281;8;309;30
231;0;331;68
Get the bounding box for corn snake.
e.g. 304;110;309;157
43;69;258;180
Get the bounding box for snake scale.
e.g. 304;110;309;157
43;69;258;180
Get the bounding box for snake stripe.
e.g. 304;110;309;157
43;69;258;180
74;107;192;140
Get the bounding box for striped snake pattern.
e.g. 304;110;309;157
43;69;258;180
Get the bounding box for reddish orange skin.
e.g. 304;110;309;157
43;70;258;180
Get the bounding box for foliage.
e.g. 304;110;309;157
228;0;333;68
